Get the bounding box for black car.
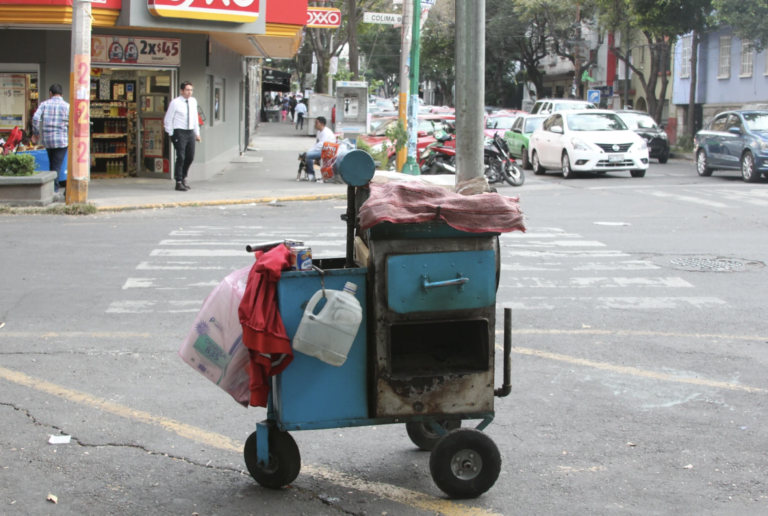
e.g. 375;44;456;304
615;110;670;163
693;110;768;182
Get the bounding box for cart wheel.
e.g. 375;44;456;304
244;428;301;489
429;428;501;499
406;420;462;451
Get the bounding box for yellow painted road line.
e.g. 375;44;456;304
495;328;768;342
500;346;766;393
0;366;503;516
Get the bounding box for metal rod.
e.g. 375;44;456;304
455;0;485;185
345;185;356;268
495;307;512;397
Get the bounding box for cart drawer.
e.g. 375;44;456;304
387;250;496;314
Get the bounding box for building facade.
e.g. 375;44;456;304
673;27;768;140
0;0;306;182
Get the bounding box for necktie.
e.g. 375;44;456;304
186;99;190;129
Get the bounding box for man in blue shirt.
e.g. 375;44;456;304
32;84;69;194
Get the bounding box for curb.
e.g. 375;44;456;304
669;152;694;161
95;193;348;212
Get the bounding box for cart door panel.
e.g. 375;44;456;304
386;250;496;314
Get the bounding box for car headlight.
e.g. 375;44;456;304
660;132;668;139
570;138;590;151
637;140;648;150
759;141;768;151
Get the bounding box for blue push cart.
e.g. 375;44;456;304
243;151;513;499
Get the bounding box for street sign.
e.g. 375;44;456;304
307;7;342;28
363;12;402;24
587;90;601;105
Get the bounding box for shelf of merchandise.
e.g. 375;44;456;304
92;133;127;138
92;153;127;158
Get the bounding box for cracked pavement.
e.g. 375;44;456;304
2;161;768;515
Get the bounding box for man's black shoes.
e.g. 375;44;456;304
181;180;191;190
175;182;186;191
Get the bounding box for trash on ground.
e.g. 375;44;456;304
683;464;693;469
48;435;71;444
46;494;58;504
594;222;631;226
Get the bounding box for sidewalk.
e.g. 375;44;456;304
87;120;344;210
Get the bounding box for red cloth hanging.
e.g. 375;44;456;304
238;244;294;407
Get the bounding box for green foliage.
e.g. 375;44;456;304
355;138;388;166
0;153;37;176
330;69;354;82
715;0;768;52
385;119;408;153
368;79;385;96
676;135;694;152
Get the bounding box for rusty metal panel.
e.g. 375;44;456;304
376;371;494;416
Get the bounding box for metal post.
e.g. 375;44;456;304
401;0;421;175
65;0;92;204
396;0;413;172
624;19;630;109
455;0;485;185
328;34;334;97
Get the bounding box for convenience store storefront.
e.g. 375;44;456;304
0;0;310;184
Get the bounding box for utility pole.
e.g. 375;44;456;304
455;0;485;186
401;0;421;175
624;18;631;109
396;0;413;172
327;34;334;97
572;3;581;99
347;0;360;80
65;0;92;204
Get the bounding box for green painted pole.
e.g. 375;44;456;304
401;0;421;175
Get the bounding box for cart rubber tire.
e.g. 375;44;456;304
244;428;301;489
406;420;462;451
630;170;646;178
429;428;501;499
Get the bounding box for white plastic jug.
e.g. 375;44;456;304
293;282;363;367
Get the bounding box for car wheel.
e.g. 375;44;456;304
561;152;574;179
742;152;760;183
531;151;545;175
630;170;646;178
696;149;713;177
521;148;531;170
658;153;669;164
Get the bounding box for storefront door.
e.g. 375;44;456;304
137;70;176;179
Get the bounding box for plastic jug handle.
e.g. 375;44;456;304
304;289;326;317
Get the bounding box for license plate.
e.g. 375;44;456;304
608;154;625;162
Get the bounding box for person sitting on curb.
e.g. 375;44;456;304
305;116;334;182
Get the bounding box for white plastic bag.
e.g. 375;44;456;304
178;265;252;407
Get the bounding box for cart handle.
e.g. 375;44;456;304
495;308;512;398
421;273;468;292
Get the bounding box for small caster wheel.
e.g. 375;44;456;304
406;420;461;451
244;427;301;489
429;428;501;499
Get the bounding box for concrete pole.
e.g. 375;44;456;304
327;33;334;97
65;0;92;204
455;0;485;185
396;0;413;172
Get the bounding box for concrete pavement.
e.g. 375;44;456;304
86;120;346;210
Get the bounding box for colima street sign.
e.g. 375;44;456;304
363;12;403;25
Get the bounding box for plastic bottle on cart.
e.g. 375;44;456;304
292;282;363;367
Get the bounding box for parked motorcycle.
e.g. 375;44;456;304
419;130;456;174
484;133;525;186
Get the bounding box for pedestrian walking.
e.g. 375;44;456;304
281;98;290;123
31;84;69;194
164;81;201;192
289;95;298;122
295;100;307;130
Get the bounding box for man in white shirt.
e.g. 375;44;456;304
295;100;308;130
164;81;201;191
306;116;335;181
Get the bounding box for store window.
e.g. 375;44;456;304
680;36;692;78
719;36;731;78
0;72;38;139
740;40;754;77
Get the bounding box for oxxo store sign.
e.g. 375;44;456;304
147;0;259;23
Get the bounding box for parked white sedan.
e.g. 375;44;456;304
529;110;650;178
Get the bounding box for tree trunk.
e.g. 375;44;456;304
686;31;698;136
315;57;328;93
347;0;360;80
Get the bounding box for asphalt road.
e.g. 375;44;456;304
1;159;767;516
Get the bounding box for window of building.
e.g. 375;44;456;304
719;36;731;78
740;40;754;77
680;36;692;77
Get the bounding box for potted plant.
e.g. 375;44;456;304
0;153;57;206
